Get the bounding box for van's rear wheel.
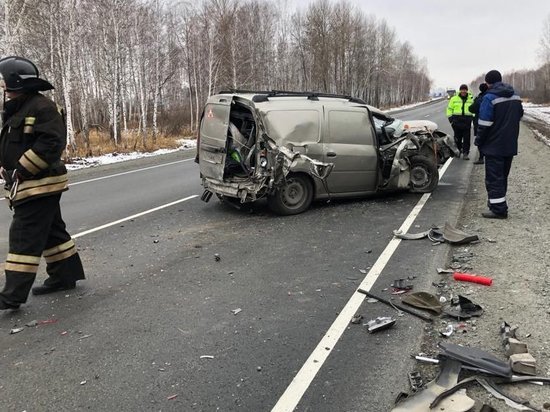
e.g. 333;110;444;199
268;174;313;215
409;155;439;193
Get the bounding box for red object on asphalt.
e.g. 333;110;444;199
453;272;493;286
38;319;58;325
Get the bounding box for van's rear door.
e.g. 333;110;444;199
199;97;232;180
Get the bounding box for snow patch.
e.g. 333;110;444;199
66;139;196;171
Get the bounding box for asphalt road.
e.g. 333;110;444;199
0;100;474;411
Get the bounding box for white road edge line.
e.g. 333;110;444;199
271;158;453;412
70;158;193;186
73;195;198;239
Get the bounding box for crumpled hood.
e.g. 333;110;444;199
489;82;515;98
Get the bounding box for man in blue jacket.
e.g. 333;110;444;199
475;70;523;219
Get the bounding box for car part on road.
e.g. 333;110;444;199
453;272;493;286
442;222;480;244
501;322;529;356
438;342;512;378
350;314;363;324
391;279;414;291
357;289;433;322
443;295;484;319
408;371;424;392
365;316;396;333
392;358;475;412
440;324;455;337
392;228;430;240
402;291;443;315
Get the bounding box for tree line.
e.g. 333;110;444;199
470;14;550;103
1;0;431;153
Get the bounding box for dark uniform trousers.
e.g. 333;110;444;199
452;125;471;155
484;155;513;216
1;194;85;305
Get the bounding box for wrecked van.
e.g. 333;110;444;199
197;91;458;215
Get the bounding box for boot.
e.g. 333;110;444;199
32;281;76;295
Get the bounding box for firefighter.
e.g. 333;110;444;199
475;70;523;219
0;56;85;310
446;84;474;159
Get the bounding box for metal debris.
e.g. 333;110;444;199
440;324;454;337
167;394;178;400
10;327;24;334
408;371;424;392
231;308;242;315
214;253;221;261
25;320;38;327
200;355;214;359
365;316;396;333
350;314;364;324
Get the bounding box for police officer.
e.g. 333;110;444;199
446;84;474;159
475;70;523;219
0;56;85;310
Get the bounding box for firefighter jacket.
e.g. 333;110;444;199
0;92;68;206
476;82;523;157
446;92;474;129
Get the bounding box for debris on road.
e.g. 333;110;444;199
443;295;484;319
231;308;242;315
453;272;493;286
10;327;24;334
167;394;178;400
408;371;423;392
441;222;479;245
365;316;396;333
214;253;221;261
38;319;58;325
25;320;38;327
402;292;442;315
200;355;214;359
78;334;92;341
357;289;433;322
391;279;414;293
392;358;475;412
437;267;455;274
510;353;537;375
80;380;87;385
350;314;363;324
440;324;455;337
257;366;262;372
393;223;479;245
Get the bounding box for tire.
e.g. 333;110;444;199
267;174;313;215
409;155;439;193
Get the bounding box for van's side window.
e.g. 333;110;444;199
328;111;374;145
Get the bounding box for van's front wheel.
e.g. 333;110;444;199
409;155;439;193
268;174;313;215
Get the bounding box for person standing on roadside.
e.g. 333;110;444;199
475;69;523;219
446;84;474;159
469;83;489;164
0;56;85;310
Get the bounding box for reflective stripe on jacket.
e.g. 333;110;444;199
446;92;474;117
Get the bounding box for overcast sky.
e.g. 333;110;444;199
290;0;550;90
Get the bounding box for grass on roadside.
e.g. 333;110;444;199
66;129;195;159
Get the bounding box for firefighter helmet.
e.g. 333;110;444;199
0;56;53;92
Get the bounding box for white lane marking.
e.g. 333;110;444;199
0;158;194;201
70;158;193;186
73;195;198;239
272;158;453;412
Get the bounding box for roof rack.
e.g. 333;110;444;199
218;89;366;104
